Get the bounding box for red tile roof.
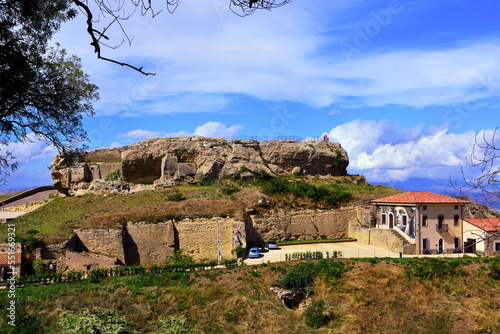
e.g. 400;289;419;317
372;191;469;205
0;252;21;266
464;218;500;232
0;243;22;266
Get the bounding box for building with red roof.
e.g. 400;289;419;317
371;191;468;255
0;242;23;281
463;218;500;256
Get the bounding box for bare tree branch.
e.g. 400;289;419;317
452;127;499;209
71;0;292;75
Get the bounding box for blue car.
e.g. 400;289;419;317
248;247;260;258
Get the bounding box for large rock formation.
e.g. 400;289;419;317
51;137;349;195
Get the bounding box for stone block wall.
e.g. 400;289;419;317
250;209;357;243
124;222;176;265
349;223;416;254
73;229;126;264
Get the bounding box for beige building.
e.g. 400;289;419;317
372;192;468;255
463;218;500;256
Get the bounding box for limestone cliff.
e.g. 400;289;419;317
51;137;349;195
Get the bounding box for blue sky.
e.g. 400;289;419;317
2;0;499;195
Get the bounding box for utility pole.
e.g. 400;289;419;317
217;217;221;265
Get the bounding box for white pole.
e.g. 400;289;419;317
217;218;221;265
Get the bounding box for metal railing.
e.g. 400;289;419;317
436;223;449;232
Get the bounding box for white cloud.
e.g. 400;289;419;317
329;109;341;115
116;123;242;140
117;129;166;139
194;122;243;139
328;120;480;182
110;142;123;148
2;134;57;165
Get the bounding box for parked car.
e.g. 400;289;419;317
267;241;278;249
248;247;260;258
254;243;268;252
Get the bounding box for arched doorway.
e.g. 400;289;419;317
438;238;444;254
389;213;394;228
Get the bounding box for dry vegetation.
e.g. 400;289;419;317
2;257;499;333
2;176;401;244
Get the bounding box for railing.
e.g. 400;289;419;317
436;223;449;232
392;226;416;244
445;248;461;254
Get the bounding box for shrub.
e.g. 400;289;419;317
235;246;245;259
489;260;500;280
197;175;214;186
221;184;240;195
105;168;121;181
156;315;197;334
167;189;185;202
304;300;330;329
279;262;316;291
61;308;135;334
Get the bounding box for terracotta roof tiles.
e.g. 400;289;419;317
372;191;468;205
464;218;500;232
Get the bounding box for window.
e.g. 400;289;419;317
422;205;427;211
454;237;460;249
454;205;459;211
422;215;428;227
495;241;500;253
454;215;459;226
402;215;407;226
423;238;429;250
381;213;386;225
438;215;444;228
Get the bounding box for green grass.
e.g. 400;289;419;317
277;238;356;246
1;257;499;333
1;177;400;244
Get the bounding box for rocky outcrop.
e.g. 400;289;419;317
51;137;348;195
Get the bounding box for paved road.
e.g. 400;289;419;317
2;190;56;209
245;241;464;265
245;241;400;265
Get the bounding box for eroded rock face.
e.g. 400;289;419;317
51;137;348;194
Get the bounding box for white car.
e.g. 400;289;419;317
267;241;278;249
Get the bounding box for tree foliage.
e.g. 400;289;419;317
0;0;99;184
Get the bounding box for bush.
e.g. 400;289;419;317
197;175;214;186
304;300;330;329
156;315;197;334
167;189;185;202
61;308;136;334
489;260;500;280
105;168;121;181
221;184;240;195
235;246;245;259
0;305;42;334
279;262;316;291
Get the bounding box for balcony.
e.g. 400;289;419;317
436;223;448;232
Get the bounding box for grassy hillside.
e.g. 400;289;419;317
1;256;499;333
2;176;400;244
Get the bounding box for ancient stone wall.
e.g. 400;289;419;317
349;223;416;254
176;218;234;261
250;209;357;243
65;251;117;271
123;222;176;265
70;218;247;265
73;229;126;264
